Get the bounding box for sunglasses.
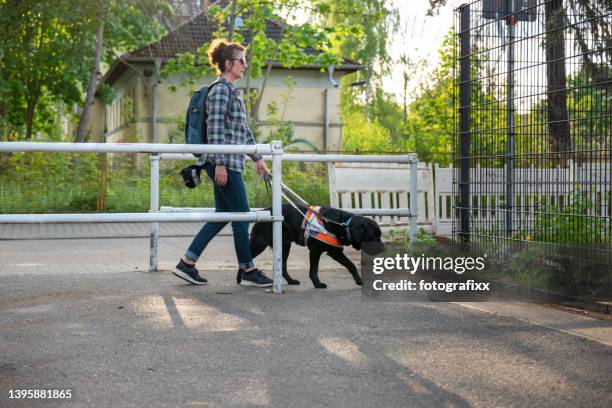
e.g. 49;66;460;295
231;58;247;66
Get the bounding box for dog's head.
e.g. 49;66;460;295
348;216;385;255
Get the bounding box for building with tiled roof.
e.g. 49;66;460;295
89;8;363;154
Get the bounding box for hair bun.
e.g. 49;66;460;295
207;38;245;75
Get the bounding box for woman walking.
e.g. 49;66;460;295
173;39;273;287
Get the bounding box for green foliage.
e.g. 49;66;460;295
384;227;436;244
369;88;407;147
532;189;608;244
341;110;391;152
161;51;215;93
506;246;552;288
338;30;457;162
0;152;99;213
503;241;611;297
402;31;456;165
160;0;344;108
165;114;186;144
331;0;400;140
103;0;170;66
260;76;296;146
0;0;170;141
320;0;398;72
0;150;329;213
510;64;612;167
0;0;92;139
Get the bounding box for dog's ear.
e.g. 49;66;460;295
349;219;364;250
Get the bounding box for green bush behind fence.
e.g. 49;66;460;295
0;153;329;214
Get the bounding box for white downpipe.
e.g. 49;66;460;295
271;141;284;294
150;154;160;272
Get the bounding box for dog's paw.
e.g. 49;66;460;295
354;277;363;286
287;279;300;285
314;282;327;289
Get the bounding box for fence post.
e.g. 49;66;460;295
149;154;160;272
271;141;284;293
459;3;471;242
505;0;516;237
410;154;418;246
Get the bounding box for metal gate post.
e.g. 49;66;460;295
505;0;516;236
271;141;284;293
410;154;418;246
459;3;471;242
149;154;160;271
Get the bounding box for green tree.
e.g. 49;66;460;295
403;32;456;164
0;0;91;140
428;0;612;154
341;110;391;153
75;0;171;142
320;0;399;119
0;0;170;141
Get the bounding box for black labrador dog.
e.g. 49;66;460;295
239;204;385;288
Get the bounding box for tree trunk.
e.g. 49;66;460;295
365;67;371;121
0;69;9;171
402;71;408;125
545;0;571;156
75;21;104;143
0;75;8;141
25;88;40;140
227;0;238;41
245;48;253;120
252;54;275;122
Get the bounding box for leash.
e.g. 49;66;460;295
262;172;353;244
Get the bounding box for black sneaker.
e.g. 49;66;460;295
173;259;208;285
240;268;273;287
236;267;243;284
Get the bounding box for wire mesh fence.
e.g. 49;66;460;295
453;0;611;299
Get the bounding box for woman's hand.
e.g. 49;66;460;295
215;164;228;186
255;159;270;177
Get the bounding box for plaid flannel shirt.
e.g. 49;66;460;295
199;77;261;173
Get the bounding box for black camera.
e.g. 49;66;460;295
180;165;204;189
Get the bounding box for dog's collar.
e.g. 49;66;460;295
344;216;353;245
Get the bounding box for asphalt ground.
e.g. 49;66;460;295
0;233;611;408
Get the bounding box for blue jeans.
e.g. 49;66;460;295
185;162;255;269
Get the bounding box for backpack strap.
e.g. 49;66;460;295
207;80;234;114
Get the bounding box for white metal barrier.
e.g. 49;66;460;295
0;141;285;293
0;142;419;294
154;152;419;266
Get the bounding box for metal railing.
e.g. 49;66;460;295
152;152;418;278
0;141;284;292
0;141;419;294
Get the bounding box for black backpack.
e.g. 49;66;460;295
184;80;232;157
